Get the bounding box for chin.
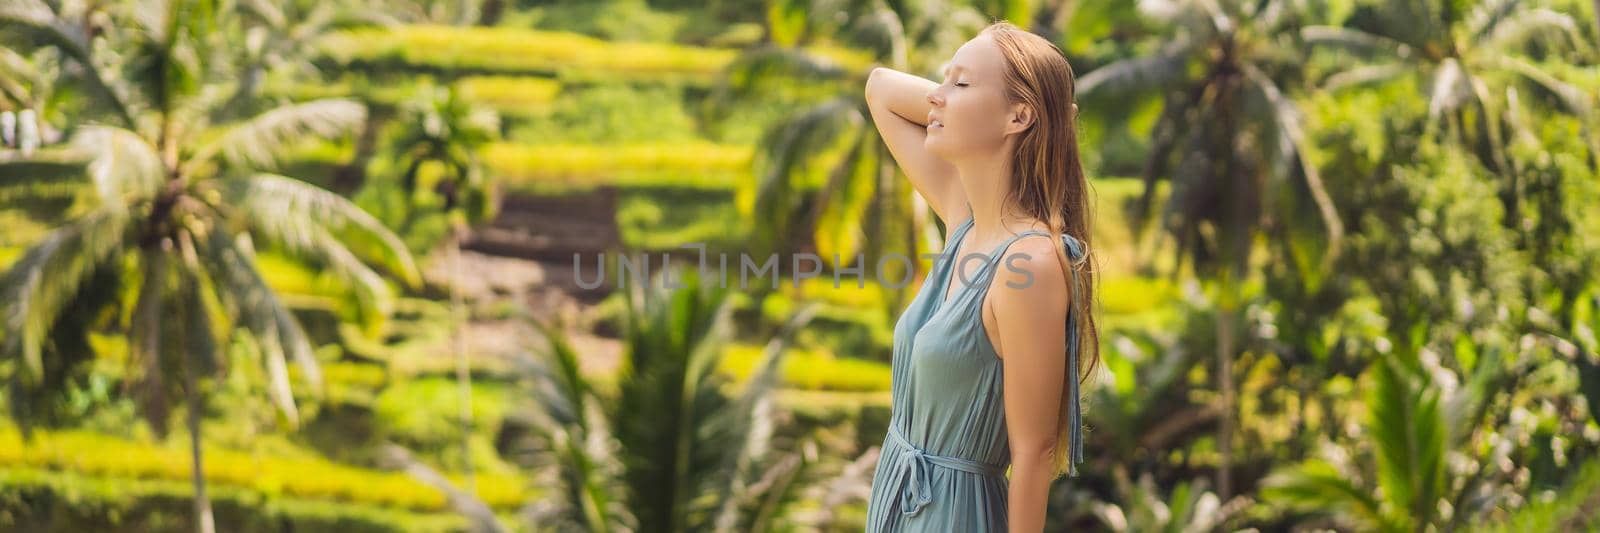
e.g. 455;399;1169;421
924;137;947;159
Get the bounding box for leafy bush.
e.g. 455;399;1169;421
615;187;745;250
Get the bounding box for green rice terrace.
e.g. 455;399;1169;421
1;0;1599;531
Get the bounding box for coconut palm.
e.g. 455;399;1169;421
384;82;500;492
0;1;418;531
1074;0;1344;497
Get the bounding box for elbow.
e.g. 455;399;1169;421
1010;440;1057;470
865;67;887;104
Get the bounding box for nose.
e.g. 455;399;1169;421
926;87;944;107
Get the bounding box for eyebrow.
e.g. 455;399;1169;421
942;63;964;78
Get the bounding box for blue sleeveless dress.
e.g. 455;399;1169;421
864;215;1087;532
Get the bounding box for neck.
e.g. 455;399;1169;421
955;150;1020;245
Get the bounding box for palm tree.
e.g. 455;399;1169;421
395;269;845;532
0;2;418;531
578;268;817;532
1074;0;1344;497
711;0;989;315
385;83;500;493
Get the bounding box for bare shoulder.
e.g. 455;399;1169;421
991;234;1069;307
987;234;1069;361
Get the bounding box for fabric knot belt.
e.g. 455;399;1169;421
886;425;1005;517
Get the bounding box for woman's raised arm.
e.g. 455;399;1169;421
864;67;967;226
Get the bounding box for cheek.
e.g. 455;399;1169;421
951;97;1007;141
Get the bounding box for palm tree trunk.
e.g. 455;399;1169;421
451;225;476;495
1216;304;1235;499
186;368;216;533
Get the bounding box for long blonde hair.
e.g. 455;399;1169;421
982;21;1100;478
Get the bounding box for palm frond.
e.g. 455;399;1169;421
1077;38;1194;102
1321;63;1408;92
846;7;908;69
1481;55;1595;118
195;228;322;423
228;205;394;326
1367;1;1448;51
1369;354;1448;527
189;98;366;172
1300;26;1413;58
381;443;510;533
0;0;135;127
1483;8;1592;56
1427;58;1468;123
221;174;420;288
1244;64;1343;275
0;206;129;380
528;319;591;430
523;319;622;532
711;45;854;112
1467;0;1523;43
0;47;44;107
0;149;92;198
613;268;735;531
749;97;861;256
1262;461;1391;531
710;302;819;531
71;126;165;203
1137;0;1217;30
812;130;878;266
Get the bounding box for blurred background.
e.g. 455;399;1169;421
1;0;1597;531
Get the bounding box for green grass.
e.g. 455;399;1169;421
456;75;563;117
317;25;873;84
505;82;704;144
0;424;528;512
720;344;891;392
0;245;21;272
319;25;738;82
484;141;751;193
0;468;472;533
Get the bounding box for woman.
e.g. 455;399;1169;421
861;21;1100;532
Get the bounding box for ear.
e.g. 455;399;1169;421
1005;101;1034;135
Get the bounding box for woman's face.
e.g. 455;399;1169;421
924;34;1029;164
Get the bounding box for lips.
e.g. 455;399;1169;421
927;118;944;130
